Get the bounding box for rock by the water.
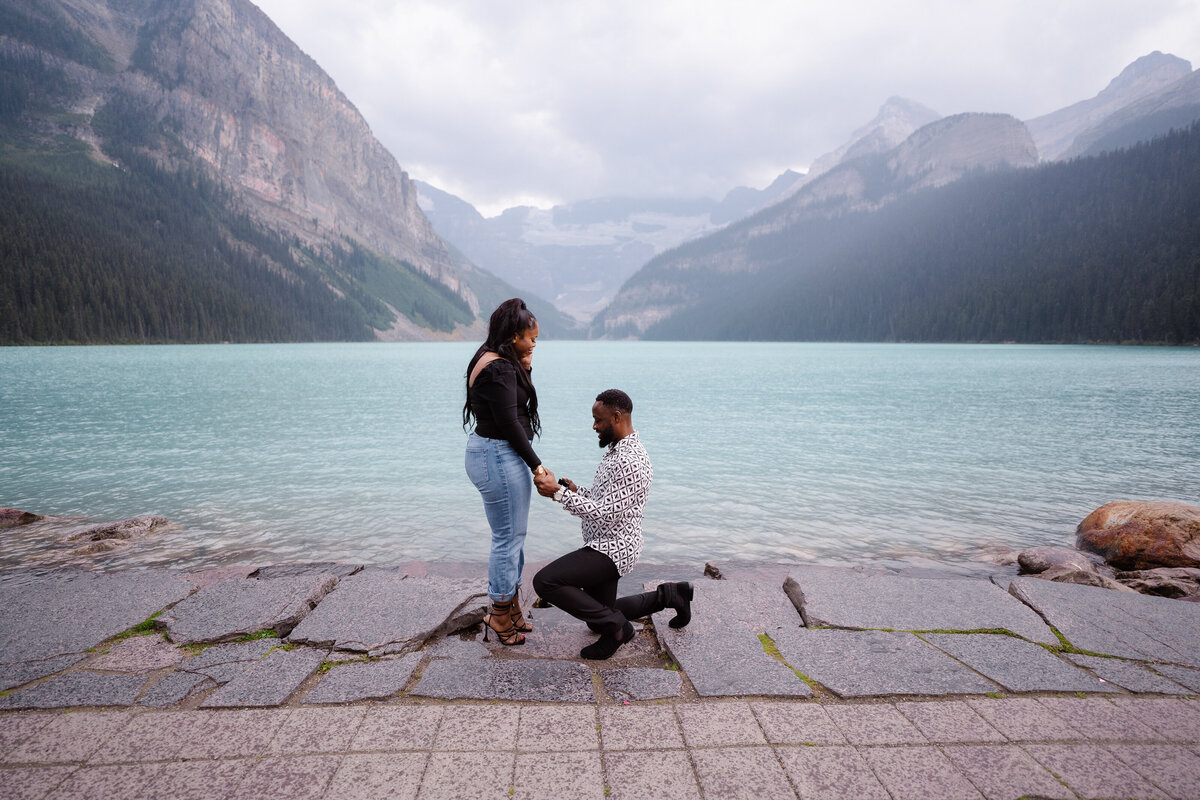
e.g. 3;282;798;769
1017;546;1103;575
1115;567;1200;599
0;508;43;529
67;515;171;542
1035;565;1137;593
1076;500;1200;570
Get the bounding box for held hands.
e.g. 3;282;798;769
535;469;577;498
534;468;559;497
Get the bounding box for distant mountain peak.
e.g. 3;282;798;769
1026;51;1193;160
1105;51;1192;94
793;96;942;193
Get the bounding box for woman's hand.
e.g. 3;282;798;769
534;468;559;497
520;352;533;370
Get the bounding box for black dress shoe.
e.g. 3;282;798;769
580;621;635;660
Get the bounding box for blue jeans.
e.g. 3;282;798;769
465;432;531;603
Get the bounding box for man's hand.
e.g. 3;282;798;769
560;478;578;492
534;468;559;497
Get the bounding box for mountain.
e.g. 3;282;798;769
592;113;1039;337
415;182;727;321
0;0;562;343
767;96;943;201
621;122;1200;344
1026;51;1193;161
1061;67;1200;159
416;96;940;322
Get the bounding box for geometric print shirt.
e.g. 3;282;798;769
558;430;653;576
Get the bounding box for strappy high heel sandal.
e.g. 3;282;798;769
483;597;526;646
510;588;533;633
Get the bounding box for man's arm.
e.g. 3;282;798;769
559;457;649;525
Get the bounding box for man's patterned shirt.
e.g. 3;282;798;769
559;430;652;576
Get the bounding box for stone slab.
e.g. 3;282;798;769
287;572;484;654
425;635;489;660
0;671;146;709
179;638;279;670
137;672;213;707
1150;663;1200;693
1065;653;1194;695
786;566;1056;643
248;563;364;579
651;578;812;698
200;646;325;707
504;605;656;663
942;744;1075;800
301;653;422;704
410;656;595;702
771;628;999;698
0;568;194;662
160;574;337;644
601;667;682;701
187;661;253;685
922;633;1116;693
87;635;183;672
1008;576;1200;666
0;654;87;691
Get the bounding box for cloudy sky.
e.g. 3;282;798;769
253;0;1198;216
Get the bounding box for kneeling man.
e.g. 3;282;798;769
533;389;692;659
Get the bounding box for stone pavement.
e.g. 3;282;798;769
1;561;1199;798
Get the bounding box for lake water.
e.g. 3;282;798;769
1;342;1197;575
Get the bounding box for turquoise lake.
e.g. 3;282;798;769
1;342;1197;574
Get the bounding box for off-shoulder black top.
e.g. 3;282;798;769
468;358;541;471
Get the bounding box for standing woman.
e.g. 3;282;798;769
464;298;546;646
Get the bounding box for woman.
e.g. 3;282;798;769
463;298;546;646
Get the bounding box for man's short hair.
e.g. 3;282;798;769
595;388;633;415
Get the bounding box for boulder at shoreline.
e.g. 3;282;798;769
0;508;43;529
67;515;171;542
1076;500;1200;571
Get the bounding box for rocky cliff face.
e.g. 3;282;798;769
8;0;475;323
1026;51;1192;161
142;0;467;303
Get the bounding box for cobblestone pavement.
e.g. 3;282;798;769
2;695;1199;799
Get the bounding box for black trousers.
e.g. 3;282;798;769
532;547;663;639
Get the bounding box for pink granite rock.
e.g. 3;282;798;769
1076;501;1200;570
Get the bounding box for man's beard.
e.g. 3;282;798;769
598;429;613;448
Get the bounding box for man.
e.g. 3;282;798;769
532;389;693;660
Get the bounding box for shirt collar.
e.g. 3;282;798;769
608;429;639;454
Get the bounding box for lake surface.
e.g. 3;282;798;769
2;342;1197;575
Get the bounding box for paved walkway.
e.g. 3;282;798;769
3;695;1200;798
2;561;1199;798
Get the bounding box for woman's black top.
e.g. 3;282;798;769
469;358;541;471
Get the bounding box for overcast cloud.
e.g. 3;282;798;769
251;0;1199;216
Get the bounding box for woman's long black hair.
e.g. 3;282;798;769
463;298;540;434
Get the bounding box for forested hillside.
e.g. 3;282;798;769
0;138;472;344
639;123;1200;344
